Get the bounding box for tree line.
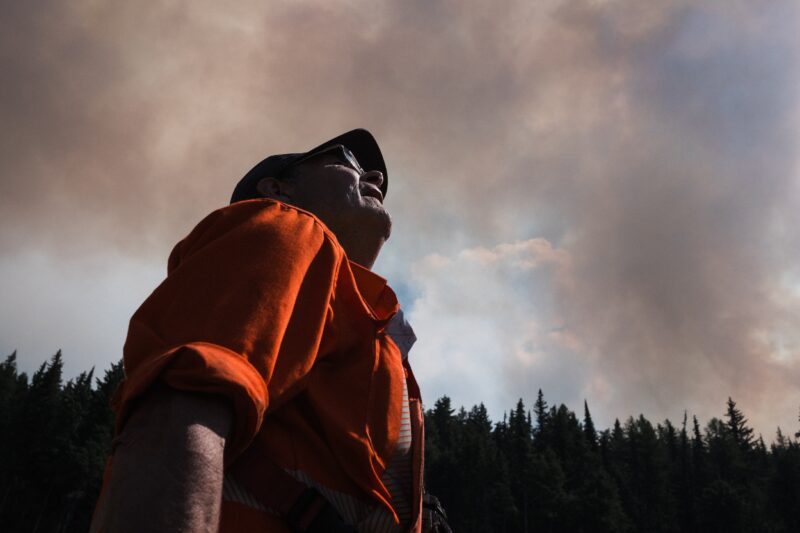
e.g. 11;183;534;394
425;393;800;532
0;351;798;532
0;351;122;533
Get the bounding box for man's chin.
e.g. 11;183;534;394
376;208;392;239
360;205;392;240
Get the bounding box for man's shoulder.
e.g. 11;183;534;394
206;199;337;240
168;199;344;272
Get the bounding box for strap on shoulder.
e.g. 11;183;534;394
230;445;355;533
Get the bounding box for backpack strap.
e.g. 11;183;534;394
230;445;356;533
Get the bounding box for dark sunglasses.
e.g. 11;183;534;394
288;144;366;175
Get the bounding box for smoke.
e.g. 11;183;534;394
2;0;798;435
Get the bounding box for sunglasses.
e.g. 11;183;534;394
288;144;366;175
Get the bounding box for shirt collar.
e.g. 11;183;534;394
348;260;400;324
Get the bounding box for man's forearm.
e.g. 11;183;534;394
91;386;233;533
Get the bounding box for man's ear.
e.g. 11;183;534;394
256;177;292;202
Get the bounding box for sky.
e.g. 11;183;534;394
2;0;799;439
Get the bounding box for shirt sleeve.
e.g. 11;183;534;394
113;200;345;460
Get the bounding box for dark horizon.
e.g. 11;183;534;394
2;350;798;532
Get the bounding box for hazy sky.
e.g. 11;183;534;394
2;0;799;439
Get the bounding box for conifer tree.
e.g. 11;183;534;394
675;412;694;533
775;427;788;449
0;351;18;406
725;397;754;453
0;352;24;523
507;399;533;532
431;396;455;447
532;388;549;451
583;400;598;451
425;396;458;523
690;415;707;491
769;423;800;532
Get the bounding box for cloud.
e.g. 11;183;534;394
409;232;800;436
2;0;799;436
408;239;587;416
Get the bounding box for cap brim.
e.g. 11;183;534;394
231;128;387;204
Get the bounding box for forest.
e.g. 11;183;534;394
0;351;798;532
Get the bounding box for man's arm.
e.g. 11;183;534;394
91;386;233;533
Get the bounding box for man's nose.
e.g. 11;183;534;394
360;170;384;190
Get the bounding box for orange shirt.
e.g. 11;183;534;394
109;199;424;532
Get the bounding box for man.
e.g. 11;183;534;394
90;129;438;532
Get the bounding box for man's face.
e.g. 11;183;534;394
284;145;392;242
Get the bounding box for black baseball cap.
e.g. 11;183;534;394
230;128;388;204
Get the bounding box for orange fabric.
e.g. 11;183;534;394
106;199;421;530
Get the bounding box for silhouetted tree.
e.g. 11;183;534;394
583;400;598;452
725;397;754;454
